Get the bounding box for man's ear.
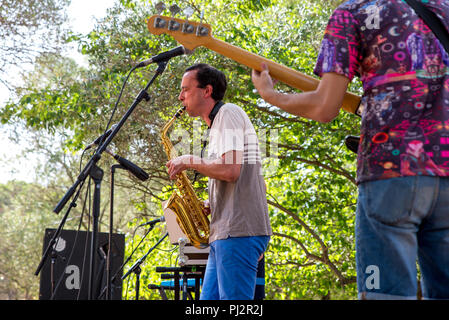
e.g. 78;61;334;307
204;84;213;98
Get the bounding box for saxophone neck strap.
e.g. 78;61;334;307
193;100;225;184
204;100;225;151
208;100;225;128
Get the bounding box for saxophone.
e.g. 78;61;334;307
161;106;210;249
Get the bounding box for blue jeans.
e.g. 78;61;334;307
200;236;270;300
356;176;449;299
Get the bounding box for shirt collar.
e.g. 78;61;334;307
208;100;224;128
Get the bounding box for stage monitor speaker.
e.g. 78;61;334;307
39;228;125;300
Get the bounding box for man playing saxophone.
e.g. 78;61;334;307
166;63;272;300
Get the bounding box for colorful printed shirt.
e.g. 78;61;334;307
313;0;449;184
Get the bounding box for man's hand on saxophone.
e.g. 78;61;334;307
165;154;192;180
202;200;211;217
166;151;242;183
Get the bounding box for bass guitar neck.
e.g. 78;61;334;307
147;15;361;115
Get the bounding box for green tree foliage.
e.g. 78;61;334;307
0;0;70;91
0;0;363;299
0;181;63;299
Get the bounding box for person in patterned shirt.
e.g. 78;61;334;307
252;0;449;299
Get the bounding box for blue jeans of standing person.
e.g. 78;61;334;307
200;236;270;300
356;176;449;299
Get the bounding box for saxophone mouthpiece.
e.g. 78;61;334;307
175;106;186;118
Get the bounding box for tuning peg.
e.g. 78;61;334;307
196;9;209;37
183;6;194;19
154;1;166;14
169;4;181;16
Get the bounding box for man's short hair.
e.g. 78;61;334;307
185;63;227;101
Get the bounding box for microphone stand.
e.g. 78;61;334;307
122;232;168;300
105;164;124;300
38;60;169;300
88;164;103;300
50;249;57;296
97;220;156;300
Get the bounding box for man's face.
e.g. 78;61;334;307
178;70;207;117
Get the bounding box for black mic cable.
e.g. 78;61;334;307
83;124;118;151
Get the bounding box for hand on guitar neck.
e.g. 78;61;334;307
252;63;352;123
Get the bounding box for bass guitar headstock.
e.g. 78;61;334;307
147;3;212;51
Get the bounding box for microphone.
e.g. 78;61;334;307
135;46;189;68
107;150;149;181
84;124;118;151
138;216;165;228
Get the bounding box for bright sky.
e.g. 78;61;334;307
0;0;116;184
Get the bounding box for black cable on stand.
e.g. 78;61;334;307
98;218;163;300
105;164;123;300
87;164;104;299
100;153;149;299
122;232;168;300
35;60;169;300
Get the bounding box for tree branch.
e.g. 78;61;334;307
268;199;356;286
277;154;356;185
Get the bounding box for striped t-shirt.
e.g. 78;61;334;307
207;103;272;243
